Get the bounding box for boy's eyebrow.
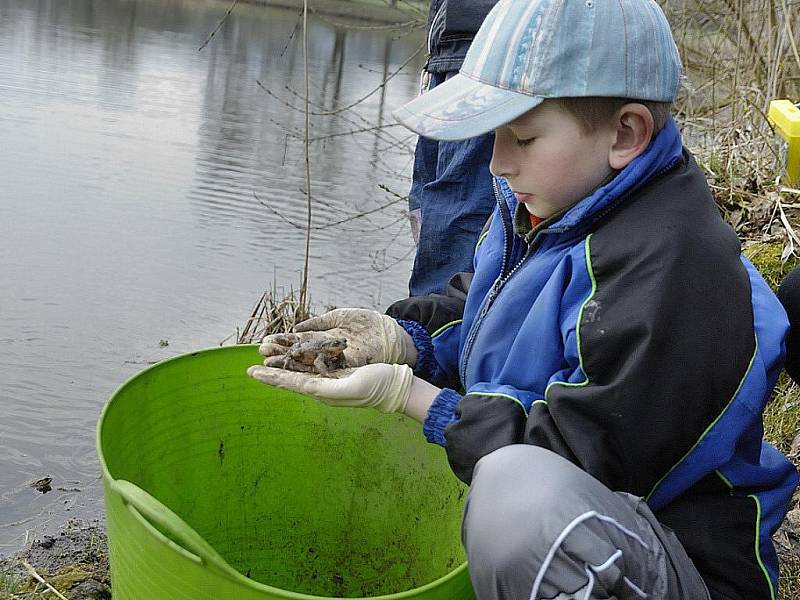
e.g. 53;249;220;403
506;117;540;133
507;108;545;130
507;115;532;128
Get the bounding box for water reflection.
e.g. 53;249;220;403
0;0;425;553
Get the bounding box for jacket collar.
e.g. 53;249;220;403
497;117;684;236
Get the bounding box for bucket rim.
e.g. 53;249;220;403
96;345;261;480
95;344;470;600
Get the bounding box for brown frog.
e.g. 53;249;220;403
282;337;348;375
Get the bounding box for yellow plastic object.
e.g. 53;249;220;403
768;99;800;186
97;345;474;600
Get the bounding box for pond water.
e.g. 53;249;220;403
0;0;426;553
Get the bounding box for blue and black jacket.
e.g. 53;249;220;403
388;119;798;600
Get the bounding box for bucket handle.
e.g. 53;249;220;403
111;479;245;581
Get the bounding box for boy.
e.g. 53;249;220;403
249;1;798;598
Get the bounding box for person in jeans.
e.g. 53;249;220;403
407;0;498;296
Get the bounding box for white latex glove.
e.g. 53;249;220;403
247;363;414;414
259;308;417;369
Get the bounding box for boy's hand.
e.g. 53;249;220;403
247;363;413;414
259;308;417;368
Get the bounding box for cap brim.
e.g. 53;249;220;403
393;73;543;141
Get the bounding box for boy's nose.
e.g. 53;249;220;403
489;134;516;179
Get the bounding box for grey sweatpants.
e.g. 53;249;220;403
462;445;711;600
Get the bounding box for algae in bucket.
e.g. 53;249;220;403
97;345;474;599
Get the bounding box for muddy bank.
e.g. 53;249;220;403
0;511;799;599
0;519;109;600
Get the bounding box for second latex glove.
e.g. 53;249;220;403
259;308;417;369
247;362;414;414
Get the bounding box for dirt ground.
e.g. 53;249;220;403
0;519;110;600
0;510;798;599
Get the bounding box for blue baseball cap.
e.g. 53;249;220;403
394;0;682;141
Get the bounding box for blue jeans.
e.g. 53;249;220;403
408;71;496;296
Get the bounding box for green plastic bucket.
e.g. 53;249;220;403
97;345;473;599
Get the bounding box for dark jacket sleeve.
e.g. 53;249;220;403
443;394;528;483
385;272;471;333
386;272;472;389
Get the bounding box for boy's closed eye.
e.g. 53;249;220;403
515;136;536;147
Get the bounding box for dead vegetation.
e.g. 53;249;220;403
233;286;312;344
664;0;800;245
0;520;109;600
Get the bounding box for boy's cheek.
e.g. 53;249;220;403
522;201;546;217
524;198;558;219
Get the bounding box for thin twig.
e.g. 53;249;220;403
254;192;304;230
312;43;425;116
308;123;405;142
377;182;408;199
311;14;420;31
21;561;69;600
778;0;800;73
298;0;312;320
256;81;415;153
280;9;304;58
314;197;406;229
273;80;413;143
370;244;416;273
777;196;800;260
254;190;406;230
234;287;310;343
239;291;267;342
198;0;240;52
388;0;427;18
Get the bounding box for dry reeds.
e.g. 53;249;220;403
663;0;800;247
234;286;314;344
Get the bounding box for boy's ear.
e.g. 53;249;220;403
608;104;654;170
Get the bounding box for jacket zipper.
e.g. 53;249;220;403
459;180;537;384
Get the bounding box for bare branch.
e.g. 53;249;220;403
312;43;424;116
254;190;406;231
298;0;313;318
198;0;239;52
311;14;421;31
308;123;405;142
21;561;69;600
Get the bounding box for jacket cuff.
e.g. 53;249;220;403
397;319;437;381
422;388;461;446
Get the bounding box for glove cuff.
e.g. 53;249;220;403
379;314;413;365
396;319;436;380
422;388;460;446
